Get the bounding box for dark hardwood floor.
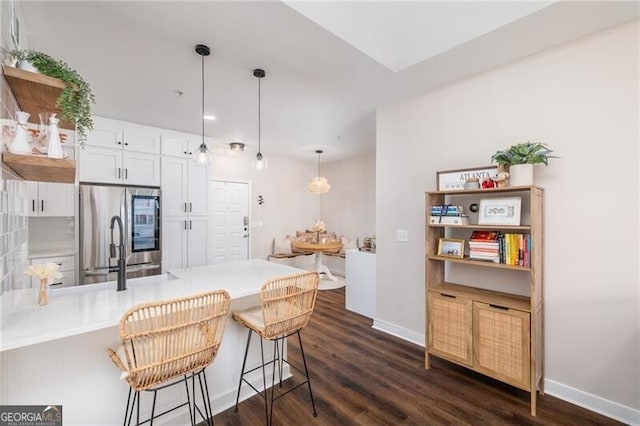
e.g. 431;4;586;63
213;288;620;425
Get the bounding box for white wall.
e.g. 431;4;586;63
210;153;320;260
320;152;376;242
376;20;639;418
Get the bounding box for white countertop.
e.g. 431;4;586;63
0;259;303;352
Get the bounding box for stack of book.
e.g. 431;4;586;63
429;205;470;225
468;231;500;263
501;233;531;267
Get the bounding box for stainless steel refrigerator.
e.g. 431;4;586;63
79;184;161;285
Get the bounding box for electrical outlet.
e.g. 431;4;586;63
396;229;408;242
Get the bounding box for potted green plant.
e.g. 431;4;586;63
8;49;95;140
491;142;557;186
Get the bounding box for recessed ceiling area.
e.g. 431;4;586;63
18;1;639;162
285;1;555;72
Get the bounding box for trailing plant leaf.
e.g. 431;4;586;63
491;142;558;166
8;49;94;140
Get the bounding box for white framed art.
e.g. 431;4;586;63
478;197;522;226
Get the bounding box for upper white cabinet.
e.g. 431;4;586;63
79;117;161;186
85;117;161;154
26;182;75;217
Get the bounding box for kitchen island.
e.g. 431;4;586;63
0;259;303;425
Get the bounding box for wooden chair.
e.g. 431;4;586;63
233;271;319;425
107;290;230;426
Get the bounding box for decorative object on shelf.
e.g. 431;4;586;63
492;171;510;188
192;44;214;166
8;49;95;140
229;142;245;152
437;238;465;258
491;142;557;186
8;110;31;154
478;197;522;226
308;150;331;193
251;68;267;171
429;204;469;225
437;166;498;191
24;262;62;306
469;203;479;213
46;113;63;159
463;178;480;190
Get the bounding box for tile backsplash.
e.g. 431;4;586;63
28;216;74;252
0;165;28;295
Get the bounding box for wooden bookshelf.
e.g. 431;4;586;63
425;186;544;415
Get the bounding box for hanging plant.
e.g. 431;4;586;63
8;49;95;140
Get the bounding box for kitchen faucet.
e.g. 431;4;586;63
109;215;126;291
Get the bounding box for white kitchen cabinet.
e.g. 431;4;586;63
86;117;161;154
161;134;209;159
162;156;209;217
162;216;210;271
79;146;160;186
345;249;376;319
25;182;75;217
29;255;76;288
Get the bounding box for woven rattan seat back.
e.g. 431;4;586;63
113;290;230;391
260;271;318;339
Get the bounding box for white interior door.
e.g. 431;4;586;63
210;180;249;264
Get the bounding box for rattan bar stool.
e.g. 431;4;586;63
233;271;319;425
107;290;230;426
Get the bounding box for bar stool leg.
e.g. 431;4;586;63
202;370;215;426
234;329;253;412
297;331;318;417
149;390;158;426
184;375;194;426
123;388;133;426
259;336;269;426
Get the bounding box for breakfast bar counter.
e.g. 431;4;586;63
0;259;304;425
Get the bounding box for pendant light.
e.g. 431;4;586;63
193;44;213;166
307;150;331;193
251;68;267;171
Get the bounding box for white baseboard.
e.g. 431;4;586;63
371;321;639;425
372;318;425;347
544;379;639;426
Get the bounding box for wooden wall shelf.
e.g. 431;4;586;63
2;65;75;130
2;152;75;183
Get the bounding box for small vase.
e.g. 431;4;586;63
9;111;32;154
17;60;39;73
509;164;534;186
38;278;49;306
46;113;63;159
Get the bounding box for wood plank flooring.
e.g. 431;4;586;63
213;288;620;425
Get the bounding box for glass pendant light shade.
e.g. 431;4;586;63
308;149;330;194
252;152;268;171
193;44;213;167
193;142;213;166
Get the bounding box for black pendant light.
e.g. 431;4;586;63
193;44;213;166
252;68;267;171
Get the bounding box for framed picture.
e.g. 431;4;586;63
436;166;498;191
437;238;465;258
478;197;522;226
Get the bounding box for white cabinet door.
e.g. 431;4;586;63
124;125;161;154
162;217;188;271
79;146;123;184
161;157;189;216
161;136;190;158
26;182;39;217
85;119;123;149
39;183;75;217
25;182;75;217
187;216;210;268
123;152;160;186
187;163;209;215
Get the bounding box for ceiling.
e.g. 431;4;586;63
19;1;638;162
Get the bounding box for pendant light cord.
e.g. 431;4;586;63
257;77;261;154
201;53;205;146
